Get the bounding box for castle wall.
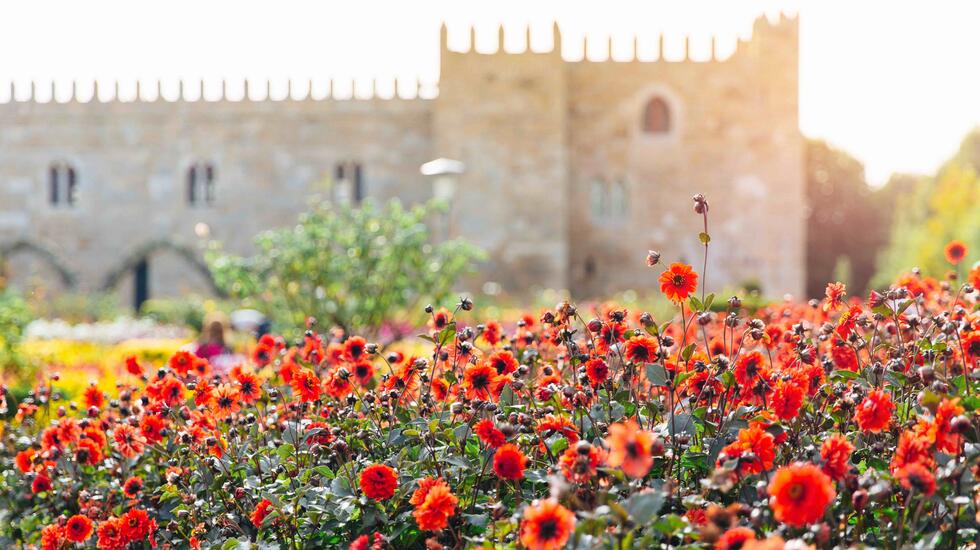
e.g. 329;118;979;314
433;26;570;292
0;97;434;303
566;15;805;298
0;16;806;308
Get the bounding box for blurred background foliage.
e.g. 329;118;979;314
0;288;32;378
872;132;980;286
806;128;980;297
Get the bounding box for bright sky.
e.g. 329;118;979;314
1;0;978;185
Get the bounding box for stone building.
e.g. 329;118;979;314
0;15;805;309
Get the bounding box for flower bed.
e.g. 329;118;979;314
2;196;979;549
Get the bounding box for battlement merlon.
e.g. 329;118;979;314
439;15;797;65
0;77;436;106
732;13;799;64
2;15;797;106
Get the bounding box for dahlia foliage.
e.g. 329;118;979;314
3;195;980;549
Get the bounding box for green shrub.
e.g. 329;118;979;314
139;296;212;332
207;199;484;337
27;292;122;323
0;288;32;380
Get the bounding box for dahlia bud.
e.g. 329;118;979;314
692;193;709;214
588;319;602;333
646;250;661;267
951;415;972;434
852;489;869;511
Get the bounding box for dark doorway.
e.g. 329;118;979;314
134;258;149;312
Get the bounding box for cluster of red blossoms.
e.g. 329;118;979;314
38;508;156;550
2;196;979;549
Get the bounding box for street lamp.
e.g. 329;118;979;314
420;158;465;240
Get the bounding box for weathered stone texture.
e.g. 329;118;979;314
0;15;804;305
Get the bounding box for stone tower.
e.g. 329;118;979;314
434;23;570;292
565;14;804;297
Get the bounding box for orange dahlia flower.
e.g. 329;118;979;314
410;477;458;531
944;240;967;264
854;389;894;433
659;263;698;303
519;498;575;550
767;462;835;527
360;464;398;501
65;514;94;543
819;433;854;481
604;419;657;478
492;443;527;481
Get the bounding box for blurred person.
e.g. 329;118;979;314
195;312;231;361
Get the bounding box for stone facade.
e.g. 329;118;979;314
0;15;804;308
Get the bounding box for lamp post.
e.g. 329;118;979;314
420;158;465;241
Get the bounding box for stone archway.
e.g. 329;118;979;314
101;240;225;310
0;239;77;290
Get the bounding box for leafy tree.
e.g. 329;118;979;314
873;162;979;285
804;140;890;297
208;199;484;337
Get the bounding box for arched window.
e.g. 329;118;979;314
609;179;629;217
590;178;630;223
48;162;78;207
187;162;216;206
66;166;77;205
589;179;607;219
334;161;365;205
642;96;671;134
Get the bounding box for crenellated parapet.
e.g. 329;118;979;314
0;13;805;300
439;13;796;64
0;76;436;104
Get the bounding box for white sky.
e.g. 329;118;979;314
1;0;978;184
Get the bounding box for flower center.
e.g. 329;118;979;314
625;441;639;458
538;519;558;540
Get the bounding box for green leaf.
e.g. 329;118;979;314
625;490;666;525
645;363;669;387
832;369;860;380
453;423;470;444
674;370;694;388
652;514;687;536
463;513;489;529
331;475;353;497
437;322;457;347
667;413;696;436
716;370;734;389
681;343;697;362
961;396;980;411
